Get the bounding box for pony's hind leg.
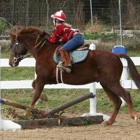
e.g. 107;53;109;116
108;84;135;120
102;85;122;125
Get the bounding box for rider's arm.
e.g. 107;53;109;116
48;26;62;43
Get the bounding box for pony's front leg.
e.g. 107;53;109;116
32;80;48;104
31;80;45;107
25;79;45;117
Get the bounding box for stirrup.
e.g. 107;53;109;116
57;62;72;73
65;66;72;73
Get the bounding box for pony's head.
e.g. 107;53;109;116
9;33;28;67
9;26;49;67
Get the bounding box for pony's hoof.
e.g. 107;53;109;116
40;94;48;102
35;99;43;105
24;109;31;117
101;120;113;126
135;113;140;123
101;121;109;126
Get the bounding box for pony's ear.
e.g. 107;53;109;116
40;31;47;37
9;33;16;40
40;31;50;37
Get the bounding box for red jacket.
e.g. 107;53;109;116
48;24;74;44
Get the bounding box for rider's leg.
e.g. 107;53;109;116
58;34;84;73
57;49;72;73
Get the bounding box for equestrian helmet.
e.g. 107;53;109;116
51;10;66;21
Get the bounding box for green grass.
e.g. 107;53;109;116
2;88;140;117
1;67;35;80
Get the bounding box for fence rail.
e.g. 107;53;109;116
1;57;140;90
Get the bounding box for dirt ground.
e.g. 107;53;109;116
0;112;140;140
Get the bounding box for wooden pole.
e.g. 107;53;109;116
1;92;94;118
1;98;45;117
2;98;32;110
44;92;93;117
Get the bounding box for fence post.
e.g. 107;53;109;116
0;46;21;130
82;43;110;121
89;83;96;114
120;58;128;80
112;45;127;106
89;43;97;114
120;58;128;106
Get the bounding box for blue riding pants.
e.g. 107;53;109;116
60;34;84;51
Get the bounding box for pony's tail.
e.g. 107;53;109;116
117;53;140;90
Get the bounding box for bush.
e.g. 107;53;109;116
0;19;10;35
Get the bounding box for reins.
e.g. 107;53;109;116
26;32;49;56
34;38;46;49
23;38;47;59
11;34;47;62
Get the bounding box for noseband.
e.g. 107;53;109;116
10;35;24;63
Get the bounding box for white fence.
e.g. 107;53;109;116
1;57;140;90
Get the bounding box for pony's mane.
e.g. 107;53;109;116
19;26;43;35
10;26;50;38
9;25;24;34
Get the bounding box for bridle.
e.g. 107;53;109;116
10;34;47;63
10;35;25;63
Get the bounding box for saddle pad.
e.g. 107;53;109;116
53;50;89;64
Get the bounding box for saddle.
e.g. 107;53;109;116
53;44;90;64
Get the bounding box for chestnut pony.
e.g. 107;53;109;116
9;26;140;125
